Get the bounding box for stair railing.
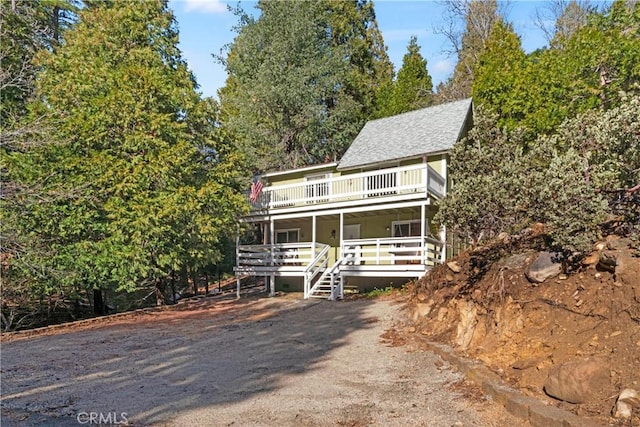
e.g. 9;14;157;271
303;243;330;298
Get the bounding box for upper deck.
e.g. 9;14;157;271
248;162;446;216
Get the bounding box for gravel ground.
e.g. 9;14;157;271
1;295;519;426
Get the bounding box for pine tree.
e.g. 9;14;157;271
375;36;433;117
472;21;526;130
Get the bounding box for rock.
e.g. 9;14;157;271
497;232;510;243
614;388;640;419
413;303;432;320
525;252;562;283
582;252;599;266
543;357;610;404
436;307;448;322
616;253;640;285
455;300;477;350
447;261;462;273
599;250;619;272
416;292;427;302
606;236;632;251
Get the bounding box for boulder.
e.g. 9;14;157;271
455;300;478;350
543;357;610;404
525;252;562;283
615;253;640;286
614;388;640;419
599;251;619;272
606;236;632;251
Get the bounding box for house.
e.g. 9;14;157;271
234;98;473;299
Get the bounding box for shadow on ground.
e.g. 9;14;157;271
0;293;379;426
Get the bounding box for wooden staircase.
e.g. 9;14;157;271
307;258;343;300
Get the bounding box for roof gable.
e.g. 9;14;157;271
338;98;472;170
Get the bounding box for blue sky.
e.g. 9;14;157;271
168;0;549;99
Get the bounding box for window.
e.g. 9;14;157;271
305;173;330;202
275;228;300;243
392;220;421;237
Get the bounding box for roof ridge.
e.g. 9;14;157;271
366;98;472;124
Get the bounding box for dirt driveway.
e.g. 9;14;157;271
1;293;518;426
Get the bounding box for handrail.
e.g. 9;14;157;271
303;244;330;297
307;256;343;299
251;163;445;210
341;236;444;265
237;242;316;267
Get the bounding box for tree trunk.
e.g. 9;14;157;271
93;288;105;315
192;267;198;296
171;272;177;304
155;280;166;306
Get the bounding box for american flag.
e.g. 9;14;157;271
249;177;264;204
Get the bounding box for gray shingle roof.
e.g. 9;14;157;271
337;98;473;170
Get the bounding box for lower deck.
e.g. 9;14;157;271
234;236;444;299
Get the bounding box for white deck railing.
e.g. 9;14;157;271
251;163;445;210
236;237;444;273
341;236;444;266
236;242;328;270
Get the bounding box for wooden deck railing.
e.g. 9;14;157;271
235;237;444;273
236;242;328;270
341;236;444;266
250;163;445;210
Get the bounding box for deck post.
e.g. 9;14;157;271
440;225;447;263
421;204;426;265
312;215;317;248
422;155;428;194
236;230;241;299
270;218;275;267
339;212;344;258
269;273;276;296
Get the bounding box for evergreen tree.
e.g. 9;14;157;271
4;0;246;315
0;0;76;123
375;36;433;117
326;0;394;121
472;0;639;134
472;21;526;129
218;0;392;172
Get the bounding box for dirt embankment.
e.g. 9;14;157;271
405;229;640;426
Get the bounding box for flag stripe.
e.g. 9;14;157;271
250;178;264;204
